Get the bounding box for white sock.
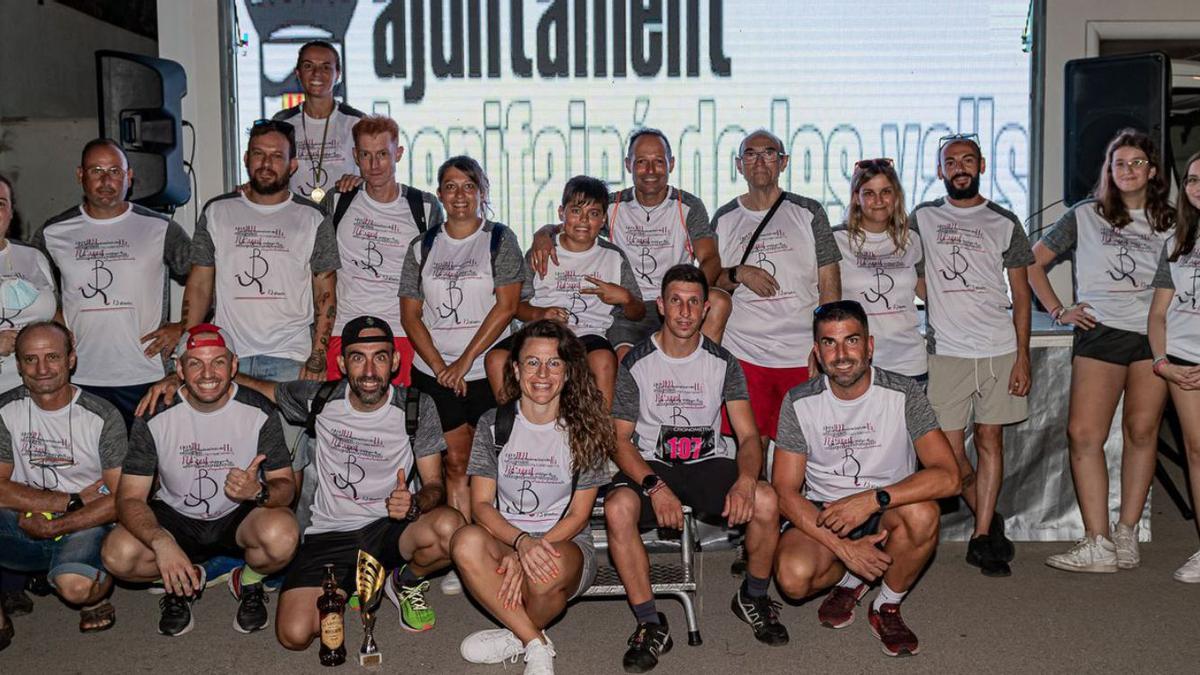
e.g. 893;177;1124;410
871;582;907;611
836;571;863;589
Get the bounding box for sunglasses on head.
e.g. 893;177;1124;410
853;157;895;171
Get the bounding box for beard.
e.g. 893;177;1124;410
943;172;981;200
249;170;290;196
350;375;387;405
826;359;869;389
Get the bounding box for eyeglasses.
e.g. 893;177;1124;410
854;157;895;171
740;148;785;164
84;166;127;179
1113;158;1150;172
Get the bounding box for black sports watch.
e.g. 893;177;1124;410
727;265;740;285
66;493;85;513
640;474;661;496
874;489;891;512
254;484;270;507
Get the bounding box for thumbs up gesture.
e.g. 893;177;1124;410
386;466;415;520
225;455;267;502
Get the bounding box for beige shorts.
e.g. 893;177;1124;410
927;351;1029;430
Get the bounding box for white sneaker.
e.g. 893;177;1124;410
1174;550;1200;583
1045;535;1118;573
460;629;524;664
1112;522;1140;569
523;638;556;675
440;570;462;596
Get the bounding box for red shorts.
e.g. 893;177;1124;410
325;336;415;386
721;360;809;440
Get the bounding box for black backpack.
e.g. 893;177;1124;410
305;381;421;450
331;185;430;233
491;400;579;493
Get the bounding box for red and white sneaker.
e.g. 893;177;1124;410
817;584;868;629
867;603;919;657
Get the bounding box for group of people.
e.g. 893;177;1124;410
1;38;1198;673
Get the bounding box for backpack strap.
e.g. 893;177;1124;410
489;222;508;267
404;386;421;444
304;380;340;438
330;187;360;231
404;186;428;233
492;400;518;454
417;224;441;276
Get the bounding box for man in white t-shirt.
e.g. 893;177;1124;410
272;40;364;202
772;300;957;658
909;134;1034;577
102;324;298;637
713;128;842;447
322;114;444;386
606;265;786;673
34;139;192;428
183;120;340;473
0;322;127;639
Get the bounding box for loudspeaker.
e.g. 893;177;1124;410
95;50;190;208
1064;52;1171;207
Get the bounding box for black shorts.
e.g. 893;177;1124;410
282;518;411;592
1073;323;1152;365
610;457;739;530
491;333;615;356
1169;354;1198;367
781;501;883;541
150;500;254;563
606;301;663;349
411;369;495;431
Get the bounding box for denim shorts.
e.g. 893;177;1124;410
0;508;111;585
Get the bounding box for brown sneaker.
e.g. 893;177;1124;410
817;584;867;629
867;603;919;657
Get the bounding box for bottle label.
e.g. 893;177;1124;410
320;613;344;649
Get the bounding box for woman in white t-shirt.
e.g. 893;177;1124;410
1148;151;1200;583
450;320;611;674
1029;129;1176;573
0;174;57;394
832;158;926;379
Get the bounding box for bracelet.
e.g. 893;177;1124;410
512;531;531;549
1048;305;1063;320
647;482;667;497
1052;304;1076;325
1153;356;1169;377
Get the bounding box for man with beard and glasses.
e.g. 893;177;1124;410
223;316;463;647
33;139;192;429
102;324;298;637
772;301;958;657
181;120;340;486
908;134;1034;577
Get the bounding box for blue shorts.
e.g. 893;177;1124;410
0;508;110;586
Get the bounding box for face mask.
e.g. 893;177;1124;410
0;277;39;311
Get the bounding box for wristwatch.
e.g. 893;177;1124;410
640;474;661;496
66;493;85;513
254;484;270;507
727;265;740;285
874;489;892;513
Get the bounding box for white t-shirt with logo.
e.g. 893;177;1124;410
522;236;641;338
612;335;748;464
275;381;443;535
467;406;609;534
124;385;291;521
1152;240;1200;363
0;387;126;494
0;242;58;391
397;222;526;381
1041;200;1173;334
35;204;192;386
330;186;445;335
775;368;940;502
192;191;340;361
713;193;842;367
832;227;926;376
910;199;1034;358
607;187;713;301
273;103;364;200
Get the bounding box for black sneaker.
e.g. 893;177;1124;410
158;593;196;637
966;535;1011;577
989;512;1015;563
1;590;33;617
233;581;269;634
730;589;789;646
622;613;673;673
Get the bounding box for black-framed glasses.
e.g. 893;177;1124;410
740;147;785;164
853;157;895;171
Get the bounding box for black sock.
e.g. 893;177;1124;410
742;574;770;599
631;600;659;625
398;565;421;586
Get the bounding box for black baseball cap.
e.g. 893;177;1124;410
340;315;394;354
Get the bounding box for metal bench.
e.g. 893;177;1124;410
582;504;703;646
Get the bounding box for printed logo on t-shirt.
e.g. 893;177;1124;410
502;448;566;517
429;258;481;326
740;230;795;302
1175;253;1200;311
349;214;406;282
327;427;389;502
1101;229;1157;290
179;442;236;517
934;223;983;290
21;431;73;491
233;226;290;298
626;223;672;286
73;237;133;308
552;269;593;326
653;379;707;423
855;250;907;311
823;421;882;489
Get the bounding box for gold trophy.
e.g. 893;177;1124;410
355;549;386;668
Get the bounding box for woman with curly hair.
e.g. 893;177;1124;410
450;319;612;674
1028;128;1175;573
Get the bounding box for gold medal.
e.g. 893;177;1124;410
310;186;326;203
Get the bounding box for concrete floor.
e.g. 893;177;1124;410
3;495;1200;674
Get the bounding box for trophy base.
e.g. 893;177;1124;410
358;652;382;668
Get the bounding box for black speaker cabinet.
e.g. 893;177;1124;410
1064;52;1171;207
95;50;190;208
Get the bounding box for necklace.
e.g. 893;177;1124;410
633;196;668;222
301;107;332;202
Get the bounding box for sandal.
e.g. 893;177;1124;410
79;600;116;633
1;615;13;651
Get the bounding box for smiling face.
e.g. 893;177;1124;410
815;317;873;392
296;44;339;99
339;330;398;407
657;280;709;341
437;166;484;221
77;143;131;212
937;140;985;200
1109;144;1155;197
1185;158;1200;211
736;132;789;191
179;343;237;409
513;336;566;406
558;196;605;249
245;130;295;195
856;173;897;229
626;133;674;202
16;325;75;398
